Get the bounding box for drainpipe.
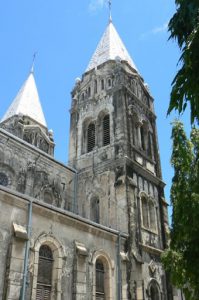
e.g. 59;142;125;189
73;171;78;214
117;232;122;300
21;200;33;300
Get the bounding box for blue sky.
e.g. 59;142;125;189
0;0;190;219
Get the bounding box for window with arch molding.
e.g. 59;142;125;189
107;78;112;88
141;195;157;231
103;115;110;146
36;245;53;300
96;259;105;299
141;196;149;228
149;281;161;300
87;123;95;152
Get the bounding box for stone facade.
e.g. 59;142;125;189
0;19;173;300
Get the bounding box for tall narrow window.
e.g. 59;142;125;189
108;78;112;88
147;132;152;158
96;260;105;299
91;197;100;223
36;245;53;300
140;126;145;150
103;115;110;146
150;283;160;300
87;123;95;152
141;196;149;228
94;80;98;94
101;79;104;90
88;87;91;97
149;200;156;231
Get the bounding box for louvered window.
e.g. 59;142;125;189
87;123;95;152
36;245;53;300
96;260;105;299
103;115;110;146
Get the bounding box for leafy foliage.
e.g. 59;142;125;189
162;121;199;300
167;1;199;124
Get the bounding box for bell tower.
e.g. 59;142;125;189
69;17;170;299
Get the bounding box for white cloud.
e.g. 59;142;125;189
89;0;106;12
152;22;168;34
140;21;168;40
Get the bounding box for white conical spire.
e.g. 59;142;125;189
1;71;47;127
86;20;137;72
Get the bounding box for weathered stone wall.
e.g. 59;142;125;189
0;129;75;212
0;188;127;300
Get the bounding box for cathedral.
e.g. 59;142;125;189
0;13;177;300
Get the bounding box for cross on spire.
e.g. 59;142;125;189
31;52;37;73
108;0;112;23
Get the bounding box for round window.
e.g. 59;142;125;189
0;172;9;186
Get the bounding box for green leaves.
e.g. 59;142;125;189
167;1;199;124
162;121;199;300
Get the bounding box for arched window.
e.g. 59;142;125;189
107;78;112;88
141;196;149;228
90;197;100;223
36;245;53;299
94;80;98;94
149;200;157;231
150;281;160;300
96;259;105;299
141;194;157;231
88;86;91;97
103;115;110;146
87;123;95;152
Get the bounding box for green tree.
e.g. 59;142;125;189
162;121;199;299
167;0;199;124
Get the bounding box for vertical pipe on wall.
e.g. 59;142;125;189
73;171;78;214
21;200;32;300
117;232;122;300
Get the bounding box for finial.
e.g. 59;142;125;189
108;0;112;23
31;52;37;73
